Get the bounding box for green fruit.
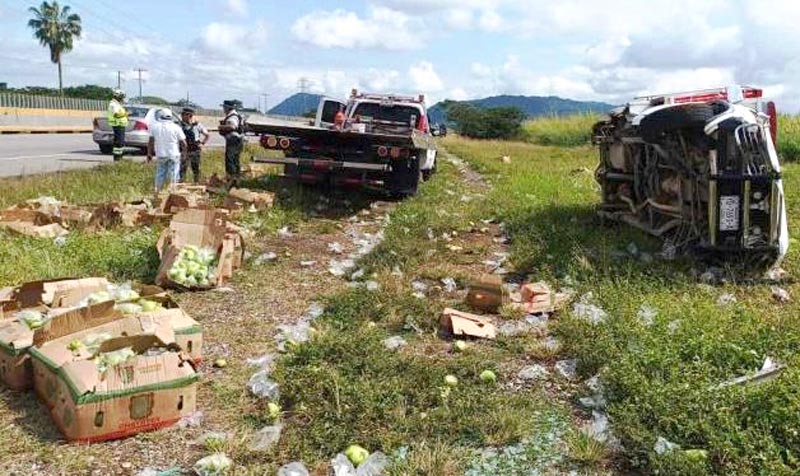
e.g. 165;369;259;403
444;375;459;387
267;402;281;419
453;340;467;352
345;444;369;466
213;358;227;368
684;449;708;462
480;370;497;383
139;299;161;312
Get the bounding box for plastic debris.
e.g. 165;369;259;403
300;260;317;267
383;336;407;351
277;226;293;238
716;293;737;307
329;259;356;277
277;462;309;476
555;359;578;380
331;452;389;476
585;410;617;445
249;424;283;452
543;336;560;351
772;286;791;303
54;235;68;247
177;410;204;428
765;267;787;282
572;302;607;324
517;364;549;381
248;370;280;399
275;320;312;351
411;280;428;293
193;453;231;476
497;321;531;337
654;436;680;455
441;277;457;293
365;280;380;292
716;356;784;389
246;353;276;371
328;242;344;254
637;304;657;326
253;252;277;265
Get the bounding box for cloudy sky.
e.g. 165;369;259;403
2;0;799;111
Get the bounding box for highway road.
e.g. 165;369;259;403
0;133;226;178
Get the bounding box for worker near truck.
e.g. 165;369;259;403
107;89;128;161
178;107;209;183
147;108;187;197
218;99;244;185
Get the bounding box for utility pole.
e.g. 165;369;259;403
261;93;269;114
116;70;123;89
134;68;147;103
298;77;312;114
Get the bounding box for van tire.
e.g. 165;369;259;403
639;104;715;143
99;144;113;154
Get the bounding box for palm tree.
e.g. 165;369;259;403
28;2;82;95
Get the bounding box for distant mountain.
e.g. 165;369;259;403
268;93;323;116
428;95;615;123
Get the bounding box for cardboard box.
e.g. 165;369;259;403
29;318;198;442
155;209;244;290
1;277;110;317
223;188;275;211
0;300;117;391
520;282;554;314
440;308;496;339
466;275;504;312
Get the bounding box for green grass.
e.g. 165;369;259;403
778;114;800;162
444;135;800;476
522;113;600;147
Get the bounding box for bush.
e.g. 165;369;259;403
442;102;526;139
778;114;800;162
522;114;599;147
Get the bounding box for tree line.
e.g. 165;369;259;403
439;100;527;140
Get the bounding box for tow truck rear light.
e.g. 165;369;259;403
417;114;429;134
377;145;388;157
390;147;406;159
279;137;291;149
744;88;763;99
262;135;277;148
767;101;778;146
133;121;148;131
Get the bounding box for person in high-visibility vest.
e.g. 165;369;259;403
107;89;129;161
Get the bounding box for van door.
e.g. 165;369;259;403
315;98;346;128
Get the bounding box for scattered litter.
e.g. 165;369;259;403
411;280;428;293
193;453;231;476
572;301;607;325
278;226;293;238
329;259;356;277
365;280;380;292
304;302;325;320
177;410;204;428
555;359;578;380
328;242;344;254
771;286;791;303
383;336;407;351
501;155;511;164
637;304;657;326
525;314;548;326
331;451;389;476
350;268;365;281
654;436;680;455
277;462;309;476
214;286;234;293
300;260;317;267
441;277;457;293
497;321;535;337
716;293;737;307
253;252;277;265
520;282;555;314
441;308;496;339
248;370;280;399
275;320;312;351
518;364;549;381
54;235;68;247
543;336;560;351
716;357;784;389
667;320;681;334
246;354;276;371
249;424;283;452
699;267;725;284
765;267;787;282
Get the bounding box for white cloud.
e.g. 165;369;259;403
194;21;267;60
477;9;503;32
291;7;423;50
226;0;247;17
409;61;444;92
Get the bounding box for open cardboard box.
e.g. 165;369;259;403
29;318;198;443
0;277;111;318
155;209;244;290
222;188;275;212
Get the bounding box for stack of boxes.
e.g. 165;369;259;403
0;278;202;442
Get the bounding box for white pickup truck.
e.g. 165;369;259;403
593;85;788;267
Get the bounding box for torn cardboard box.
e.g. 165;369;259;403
521;282;554;314
1;277;110;317
440;308;496;339
223;188;275;212
155;209;244;290
159;184;209;214
0;208;69;238
29;319;198;442
466;275;504;312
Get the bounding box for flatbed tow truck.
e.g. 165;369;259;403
247;90;437;197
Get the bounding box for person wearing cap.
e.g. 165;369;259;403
147;108;187;196
218;99;244;184
178;107;209;183
107;89;128;162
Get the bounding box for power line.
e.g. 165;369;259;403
134;68;147;102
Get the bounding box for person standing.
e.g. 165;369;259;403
178;107;209;183
218;99;244;185
107;89;128;161
147;108;186;197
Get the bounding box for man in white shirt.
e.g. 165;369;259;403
147;108;186;195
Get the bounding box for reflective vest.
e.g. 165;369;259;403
107;99;129;127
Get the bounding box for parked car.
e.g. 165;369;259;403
92;105;158;155
592;85;788;268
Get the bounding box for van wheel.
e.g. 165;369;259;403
99;144;113;154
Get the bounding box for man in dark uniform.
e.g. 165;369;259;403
218;99;244;185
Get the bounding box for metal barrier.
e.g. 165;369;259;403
0;92;223;116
